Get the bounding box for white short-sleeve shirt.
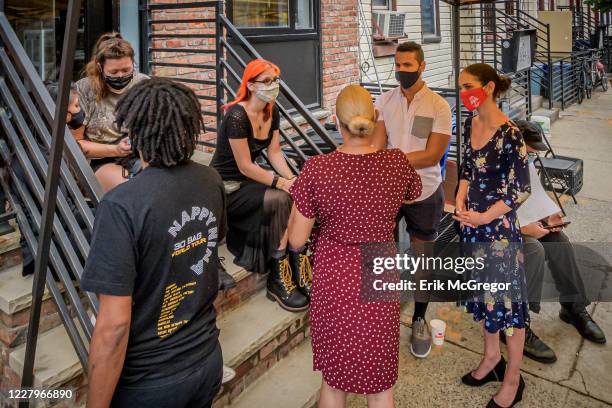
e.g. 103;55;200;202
375;85;452;201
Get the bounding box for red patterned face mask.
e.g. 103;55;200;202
460;87;488;111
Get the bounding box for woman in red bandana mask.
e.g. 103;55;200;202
453;64;532;408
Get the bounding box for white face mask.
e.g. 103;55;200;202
254;83;280;103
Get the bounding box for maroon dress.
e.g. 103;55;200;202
290;149;422;394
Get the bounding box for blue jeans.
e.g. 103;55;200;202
111;341;223;408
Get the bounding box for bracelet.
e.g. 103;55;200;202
271;175;280;188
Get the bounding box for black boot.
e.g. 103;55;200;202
266;255;309;312
218;257;236;291
500;325;557;364
560;307;606;344
289;248;312;300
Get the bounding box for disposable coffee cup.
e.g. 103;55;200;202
430;319;446;346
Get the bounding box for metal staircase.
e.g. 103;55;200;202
458;0;537;118
0;1;333;406
142;1;337;172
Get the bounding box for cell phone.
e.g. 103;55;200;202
543;221;571;229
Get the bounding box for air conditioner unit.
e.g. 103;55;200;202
373;11;406;39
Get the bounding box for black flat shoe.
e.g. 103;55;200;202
462;356;506;386
486;375;525;408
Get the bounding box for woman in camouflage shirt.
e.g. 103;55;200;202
75;32;148;192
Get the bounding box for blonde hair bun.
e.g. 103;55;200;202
347;115;374;137
336;85;376;138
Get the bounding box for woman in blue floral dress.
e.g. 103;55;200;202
454;64;531;408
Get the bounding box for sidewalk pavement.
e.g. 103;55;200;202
348;90;612;408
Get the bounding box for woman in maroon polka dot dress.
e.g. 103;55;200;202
288;85;422;406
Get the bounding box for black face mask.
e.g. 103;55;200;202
395;70;420;90
67;109;85;129
104;71;134;90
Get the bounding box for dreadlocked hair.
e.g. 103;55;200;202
114;77;202;168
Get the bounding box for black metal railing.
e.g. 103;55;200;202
458;1;598;112
0;0;102;403
558;4;598;48
0;2;336;400
143;1;336;173
458;2;534;117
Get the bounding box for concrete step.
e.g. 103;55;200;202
531;95;544;111
0;219;22;270
8;321;84;389
6;286;308;402
214;244;267;316
216;290;310;405
228;339;320;408
0;263;50;315
0;242;251;318
532;107;561;123
218;290;307;369
192;149;213;166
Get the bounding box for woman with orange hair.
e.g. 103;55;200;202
211;59;309;312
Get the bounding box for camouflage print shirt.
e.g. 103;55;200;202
76;72;149;144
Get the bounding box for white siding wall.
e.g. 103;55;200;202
359;0;454;88
358;0;551;89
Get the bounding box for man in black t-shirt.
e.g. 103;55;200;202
82;78;226;408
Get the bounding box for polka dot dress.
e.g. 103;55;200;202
290;149;422;394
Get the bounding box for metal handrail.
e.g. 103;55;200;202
0;13;102;206
145;2;337;173
218;14;337;151
1;1;89;403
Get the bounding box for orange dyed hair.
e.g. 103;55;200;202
223;59;281;121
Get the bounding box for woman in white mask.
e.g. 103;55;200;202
211;59;310;312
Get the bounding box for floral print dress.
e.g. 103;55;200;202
460;116;531;335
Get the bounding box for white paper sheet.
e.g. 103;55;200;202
517;162;561;226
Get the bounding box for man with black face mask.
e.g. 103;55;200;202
372;41;452;359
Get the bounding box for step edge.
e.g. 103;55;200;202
228;339;319;408
218;291;308;368
8;323;83;389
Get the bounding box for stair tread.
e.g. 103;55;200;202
230;339;319;408
192;149;213;167
0;243;245;318
0;263;51;315
218;290;307;368
9;321;83;388
7;287;305;390
218;244;249;283
532;107;560;123
0;220;20;255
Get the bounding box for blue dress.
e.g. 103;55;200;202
460;116;531;335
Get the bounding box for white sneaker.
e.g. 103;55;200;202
222;365;236;384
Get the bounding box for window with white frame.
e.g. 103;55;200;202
372;0;392;10
420;0;441;40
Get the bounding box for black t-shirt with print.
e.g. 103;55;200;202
81;160;227;386
210;104;280;181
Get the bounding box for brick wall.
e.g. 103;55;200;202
320;0;361;111
149;0;219;143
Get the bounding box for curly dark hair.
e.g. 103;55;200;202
114;77;202;168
